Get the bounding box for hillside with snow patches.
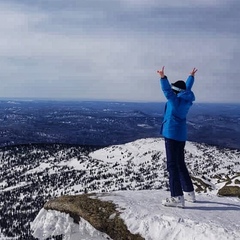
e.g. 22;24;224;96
0;138;240;239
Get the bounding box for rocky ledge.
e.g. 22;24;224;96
44;194;144;240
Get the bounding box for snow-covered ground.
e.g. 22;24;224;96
1;137;239;239
31;189;240;240
30;138;240;239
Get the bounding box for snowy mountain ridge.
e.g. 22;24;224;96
0;138;240;239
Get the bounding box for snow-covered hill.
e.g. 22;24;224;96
0;138;239;239
89;138;240;194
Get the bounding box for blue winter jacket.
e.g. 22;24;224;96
160;75;195;141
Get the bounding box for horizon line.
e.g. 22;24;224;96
0;97;239;105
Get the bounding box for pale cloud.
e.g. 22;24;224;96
119;0;223;8
0;0;239;102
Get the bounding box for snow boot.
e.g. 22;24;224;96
162;196;185;208
184;191;196;202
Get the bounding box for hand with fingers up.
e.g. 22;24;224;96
157;66;165;78
190;67;198;76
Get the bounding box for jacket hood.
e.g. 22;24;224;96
177;90;195;101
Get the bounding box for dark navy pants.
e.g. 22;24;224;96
165;138;194;197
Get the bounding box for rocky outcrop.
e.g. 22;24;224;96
44;194;144;240
217;174;240;197
218;186;240;197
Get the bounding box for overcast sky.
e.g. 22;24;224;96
0;0;239;103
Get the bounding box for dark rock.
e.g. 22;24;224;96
218;186;240;198
44;194;144;240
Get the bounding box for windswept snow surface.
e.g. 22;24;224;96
101;190;240;240
31;209;110;240
89;138;166;165
31;190;240;240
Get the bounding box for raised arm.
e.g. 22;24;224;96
157;66;176;100
186;67;198;90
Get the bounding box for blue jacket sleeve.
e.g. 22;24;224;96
186;75;194;90
160;76;176;100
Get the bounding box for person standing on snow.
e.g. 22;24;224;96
157;66;198;208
